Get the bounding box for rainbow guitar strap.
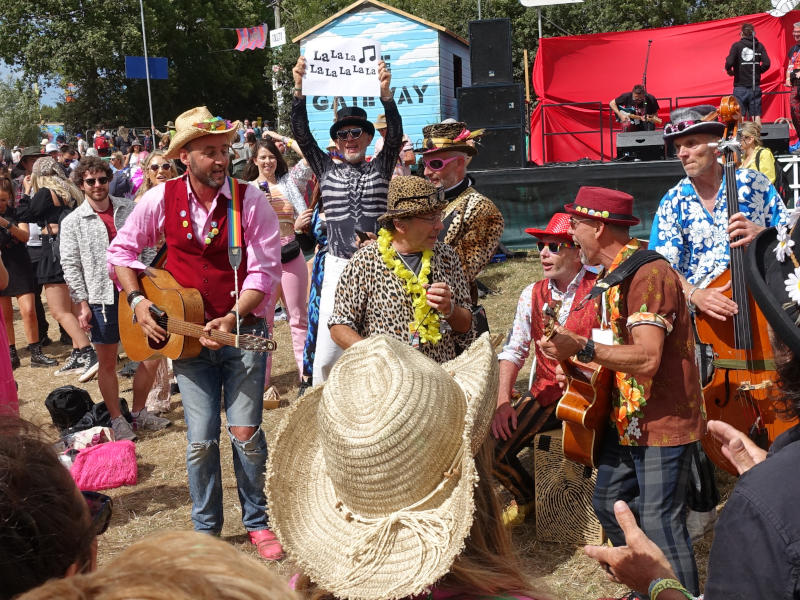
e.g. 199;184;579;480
227;177;243;340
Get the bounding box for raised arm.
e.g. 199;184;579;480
291;56;333;180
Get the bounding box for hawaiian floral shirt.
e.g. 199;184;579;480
605;239;705;446
649;169;787;286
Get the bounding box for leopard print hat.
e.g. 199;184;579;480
378;175;447;223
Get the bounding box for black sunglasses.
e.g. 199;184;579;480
149;163;172;172
83;177;109;186
336;128;363;140
537;241;575;253
82;490;113;535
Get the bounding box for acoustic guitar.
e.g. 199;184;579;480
544;303;614;468
118;267;277;362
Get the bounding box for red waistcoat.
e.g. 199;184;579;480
163;177;248;320
529;271;600;407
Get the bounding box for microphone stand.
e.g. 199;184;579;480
641;40;653;129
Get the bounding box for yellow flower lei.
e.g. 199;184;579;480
377;228;441;345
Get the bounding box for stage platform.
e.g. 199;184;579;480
470;159;687;250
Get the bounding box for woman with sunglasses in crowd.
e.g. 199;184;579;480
0;178;58;370
128;151;180;415
0;417;112;599
16;156;97;377
244;139;313;397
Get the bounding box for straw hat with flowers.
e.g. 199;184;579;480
164;106;241;160
266;333;498;600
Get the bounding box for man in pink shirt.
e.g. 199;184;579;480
107;106;283;560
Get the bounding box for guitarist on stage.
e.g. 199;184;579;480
490;212;599;526
107;106;283;561
539;186;705;598
649;105;787;320
609;84;661;132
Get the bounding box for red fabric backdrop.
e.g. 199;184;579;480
530;11;800;164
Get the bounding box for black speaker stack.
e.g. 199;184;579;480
457;19;526;170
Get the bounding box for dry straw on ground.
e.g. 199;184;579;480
14;253;730;599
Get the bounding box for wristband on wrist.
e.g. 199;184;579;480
227;310;240;320
687;286;698;310
443;300;456;320
127;290;144;306
130;295;146;311
648;578;694;600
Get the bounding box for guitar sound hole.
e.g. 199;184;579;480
148;334;170;351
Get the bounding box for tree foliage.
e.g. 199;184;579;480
0;78;41;146
0;0;779;133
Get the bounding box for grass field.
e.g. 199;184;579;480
13;254;729;599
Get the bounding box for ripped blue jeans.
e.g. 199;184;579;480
172;320;268;534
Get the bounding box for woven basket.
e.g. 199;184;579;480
533;428;604;545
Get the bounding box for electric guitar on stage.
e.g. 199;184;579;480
119;267;277;362
616;106;663;126
543;303;613;468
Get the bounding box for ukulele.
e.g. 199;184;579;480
544;303;613;468
118;267;277;362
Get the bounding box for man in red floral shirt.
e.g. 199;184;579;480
540;186;705;598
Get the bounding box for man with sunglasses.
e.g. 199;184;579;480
491;213;599;525
329;176;473;363
650;105;786;320
291;56;402;384
541;186;706;598
419;121;504;308
60;156;171;442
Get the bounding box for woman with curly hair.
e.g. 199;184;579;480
17;156;97;378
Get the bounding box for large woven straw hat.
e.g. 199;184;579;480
164;106;240;159
267;333;498;600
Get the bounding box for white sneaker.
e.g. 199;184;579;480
111;415;137;442
132;408;171;431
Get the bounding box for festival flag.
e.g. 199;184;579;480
235;28;249;52
256;24;268;49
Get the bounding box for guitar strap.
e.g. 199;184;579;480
574;249;666;311
227;176;243;338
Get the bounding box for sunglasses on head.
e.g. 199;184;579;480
82;491;113;536
336;128;363;140
149;163;172;172
663;119;702;135
83;177;109;186
423;156;460;171
537;241;575;253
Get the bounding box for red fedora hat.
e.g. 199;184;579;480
525;212;573;241
564;186;640;226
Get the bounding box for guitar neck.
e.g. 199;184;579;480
166;318;240;348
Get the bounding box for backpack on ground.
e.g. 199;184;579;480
45;385;94;432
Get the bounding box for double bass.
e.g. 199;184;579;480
696;96;796;475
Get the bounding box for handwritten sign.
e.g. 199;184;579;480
302;36;381;97
270;27;286;48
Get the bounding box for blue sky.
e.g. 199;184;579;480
0;61;62;106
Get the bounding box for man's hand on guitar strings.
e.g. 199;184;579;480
538;326;585;362
727;212;764;249
199;312;237;350
692;282;738;321
134;299;167;343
